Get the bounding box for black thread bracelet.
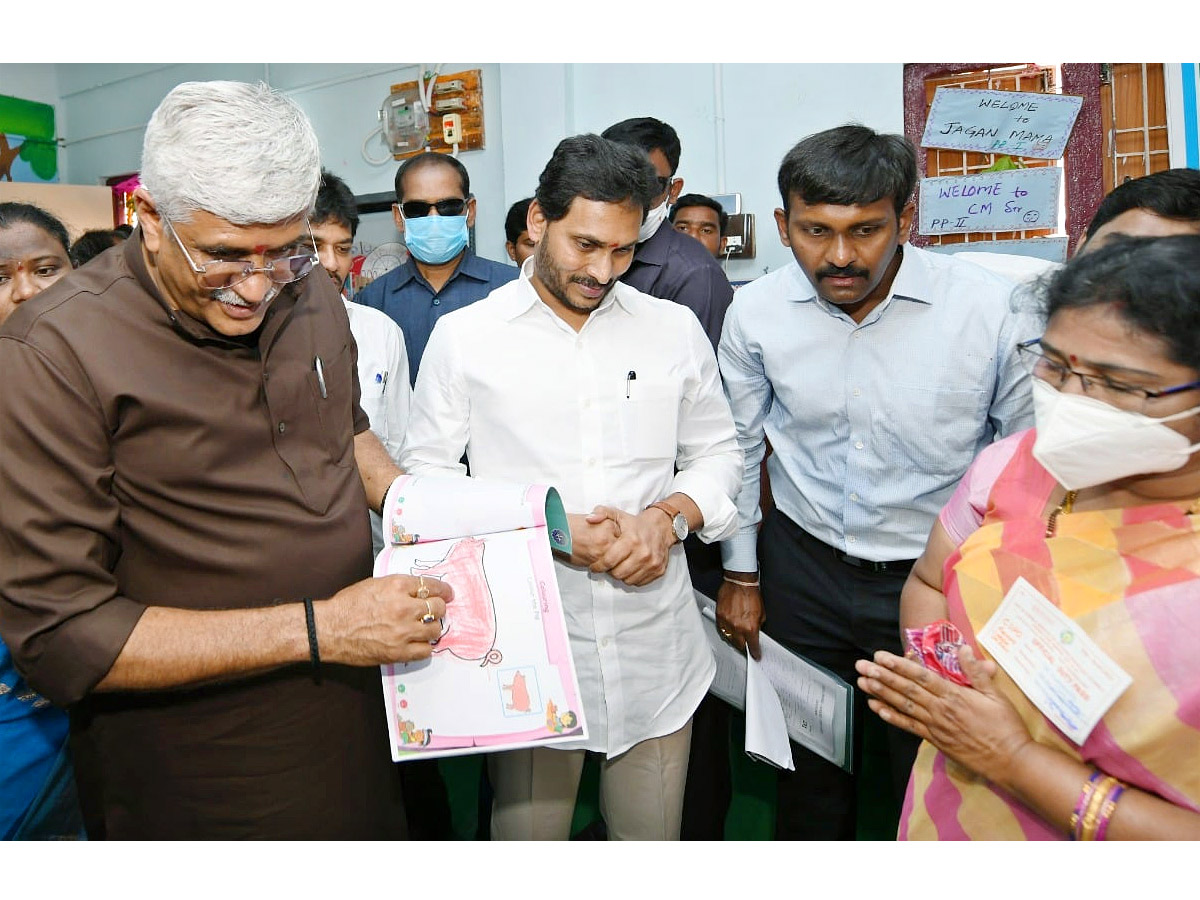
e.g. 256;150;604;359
302;598;321;681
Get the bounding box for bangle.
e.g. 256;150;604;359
723;575;760;588
1093;783;1125;841
302;598;321;681
1079;775;1118;841
1080;777;1123;844
1069;770;1104;840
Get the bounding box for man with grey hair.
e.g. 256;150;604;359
0;81;447;839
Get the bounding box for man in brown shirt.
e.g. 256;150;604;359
0;81;449;839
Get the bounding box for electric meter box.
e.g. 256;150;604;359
381;84;428;154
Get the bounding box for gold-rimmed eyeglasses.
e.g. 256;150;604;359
163;217;319;290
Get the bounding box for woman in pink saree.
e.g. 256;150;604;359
857;235;1200;840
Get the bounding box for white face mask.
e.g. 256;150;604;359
638;199;670;244
1031;378;1200;490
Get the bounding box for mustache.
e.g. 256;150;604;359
210;284;281;307
816;264;869;280
571;275;613;291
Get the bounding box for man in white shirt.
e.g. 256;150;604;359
312;171;412;554
402;134;742;840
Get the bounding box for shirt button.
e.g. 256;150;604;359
587;458;597;467
854;440;863;450
278;421;287;434
583;399;592;409
852;332;862;340
263;372;270;382
848;536;857;543
575;340;583;350
852;388;861;397
432;298;441;306
600;637;610;648
850;492;859;502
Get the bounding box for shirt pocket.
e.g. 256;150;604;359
307;343;356;468
879;384;987;478
358;381;388;445
618;380;679;463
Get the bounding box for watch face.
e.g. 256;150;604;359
672;513;688;542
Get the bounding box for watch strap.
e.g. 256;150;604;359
648;500;681;521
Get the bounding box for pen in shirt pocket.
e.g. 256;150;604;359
375;370;388;390
625;370;637;399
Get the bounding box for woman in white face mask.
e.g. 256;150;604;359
854;234;1200;841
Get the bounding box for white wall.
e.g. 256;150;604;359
498;64;904;280
0;64;59;107
8;63;904;276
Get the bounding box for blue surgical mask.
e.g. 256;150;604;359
403;215;469;264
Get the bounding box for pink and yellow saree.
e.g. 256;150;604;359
901;429;1200;840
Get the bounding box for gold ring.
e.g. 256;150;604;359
416;575;430;600
420;599;437;625
719;628;733;639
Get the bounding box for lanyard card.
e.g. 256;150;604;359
977;577;1131;745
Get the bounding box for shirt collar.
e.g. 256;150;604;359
494;256;635;323
788;244;934;310
631;218;672;266
388;247;488;292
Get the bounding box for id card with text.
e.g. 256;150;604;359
977;577;1131;745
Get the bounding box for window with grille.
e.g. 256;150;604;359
1101;63;1170;191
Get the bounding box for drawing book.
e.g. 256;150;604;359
374;473;588;761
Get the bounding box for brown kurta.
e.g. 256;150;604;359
0;236;405;838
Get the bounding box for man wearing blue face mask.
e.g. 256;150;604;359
356;153;517;386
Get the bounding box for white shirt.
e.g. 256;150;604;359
345;299;412;554
402;260;742;756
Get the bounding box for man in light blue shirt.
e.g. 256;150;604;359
715;124;1035;839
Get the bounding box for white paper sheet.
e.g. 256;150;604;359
744;654;795;770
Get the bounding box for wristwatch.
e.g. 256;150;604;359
648;500;688;543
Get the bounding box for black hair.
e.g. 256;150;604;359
534;134;658;224
314;169;361;238
505;197;533;244
1041;233;1200;374
0;202;71;256
777;124;916;216
113;224;134;238
1085;168;1200;239
394;152;470;202
69;230;123;267
600;117;681;175
669;193;729;234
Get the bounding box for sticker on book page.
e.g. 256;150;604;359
977;577;1131;746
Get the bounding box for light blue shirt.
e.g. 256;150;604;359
718;245;1037;569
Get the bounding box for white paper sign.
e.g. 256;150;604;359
920;167;1061;235
977;577;1132;745
921;88;1084;160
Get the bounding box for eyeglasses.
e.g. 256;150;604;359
1016;338;1200;407
398;198;468;219
164;217;318;290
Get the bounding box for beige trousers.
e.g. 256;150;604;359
488;719;693;840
